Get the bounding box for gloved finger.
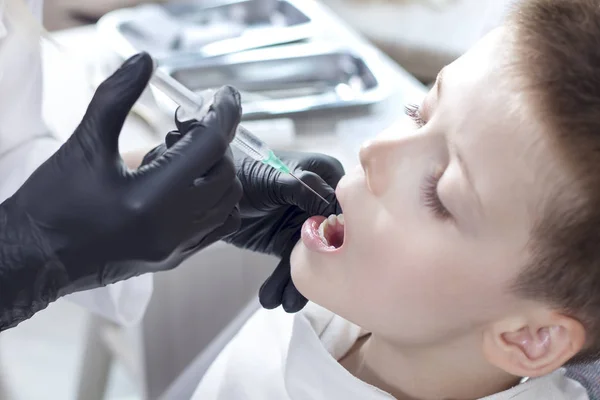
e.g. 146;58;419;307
174;86;240;137
278;170;338;216
258;258;291;309
141;144;166;167
188;151;237;206
280;152;345;189
77;52;153;157
193;177;243;225
192;146;235;187
281;271;308;313
174;106;198;135
184;208;241;253
144;86;242;187
165;131;183;148
140;131;184;167
259;239;297;310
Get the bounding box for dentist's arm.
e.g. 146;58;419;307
0;53;243;331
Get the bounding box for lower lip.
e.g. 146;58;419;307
301;216;341;254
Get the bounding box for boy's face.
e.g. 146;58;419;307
291;28;563;345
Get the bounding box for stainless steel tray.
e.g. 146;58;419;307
152;42;392;119
96;0;395;119
96;0;315;61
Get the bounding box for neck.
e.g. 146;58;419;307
339;333;520;400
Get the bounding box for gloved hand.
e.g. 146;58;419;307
226;148;343;312
0;53;243;330
150;118;344;313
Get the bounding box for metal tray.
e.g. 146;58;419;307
97;0;395;119
151;42;392;119
96;0;315;62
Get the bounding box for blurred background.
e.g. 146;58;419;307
1;0;511;399
42;0;509;83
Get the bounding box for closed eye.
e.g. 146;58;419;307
422;169;451;220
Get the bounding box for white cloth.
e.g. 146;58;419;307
0;0;152;326
192;303;589;400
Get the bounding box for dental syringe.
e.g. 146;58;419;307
149;65;330;205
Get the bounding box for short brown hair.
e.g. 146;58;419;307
508;0;600;363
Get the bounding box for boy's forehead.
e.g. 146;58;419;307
447;27;512;88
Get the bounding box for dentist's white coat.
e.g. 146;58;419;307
0;0;152;326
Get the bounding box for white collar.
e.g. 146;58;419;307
284;304;394;399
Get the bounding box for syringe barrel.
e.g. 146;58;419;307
150;68;204;115
148;61;270;163
232;126;271;162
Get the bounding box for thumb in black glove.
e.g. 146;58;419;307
0;53;243;330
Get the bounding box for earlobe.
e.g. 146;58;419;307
482;314;586;378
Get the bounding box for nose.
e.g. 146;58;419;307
359;136;403;196
359;129;443;196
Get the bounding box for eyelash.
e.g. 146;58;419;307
422;171;451;220
404;104;426;127
404;104;451;219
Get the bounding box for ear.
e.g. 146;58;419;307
482;312;586;377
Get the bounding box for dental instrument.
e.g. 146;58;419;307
149;65;330;205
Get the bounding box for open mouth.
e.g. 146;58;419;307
301;214;345;253
318;214;345;248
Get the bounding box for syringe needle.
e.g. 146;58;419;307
289;172;330;205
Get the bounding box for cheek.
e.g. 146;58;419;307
359;233;458;304
354;244;516;339
352;228;510;310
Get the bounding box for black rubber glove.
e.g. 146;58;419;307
150;120;344;313
0;53;243;330
226;148;343;312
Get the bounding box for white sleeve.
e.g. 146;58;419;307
0;136;153;326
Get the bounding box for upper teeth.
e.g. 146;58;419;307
318;214;344;246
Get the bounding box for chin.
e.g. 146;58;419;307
290;246;360;323
290;240;337;304
290;240;317;297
